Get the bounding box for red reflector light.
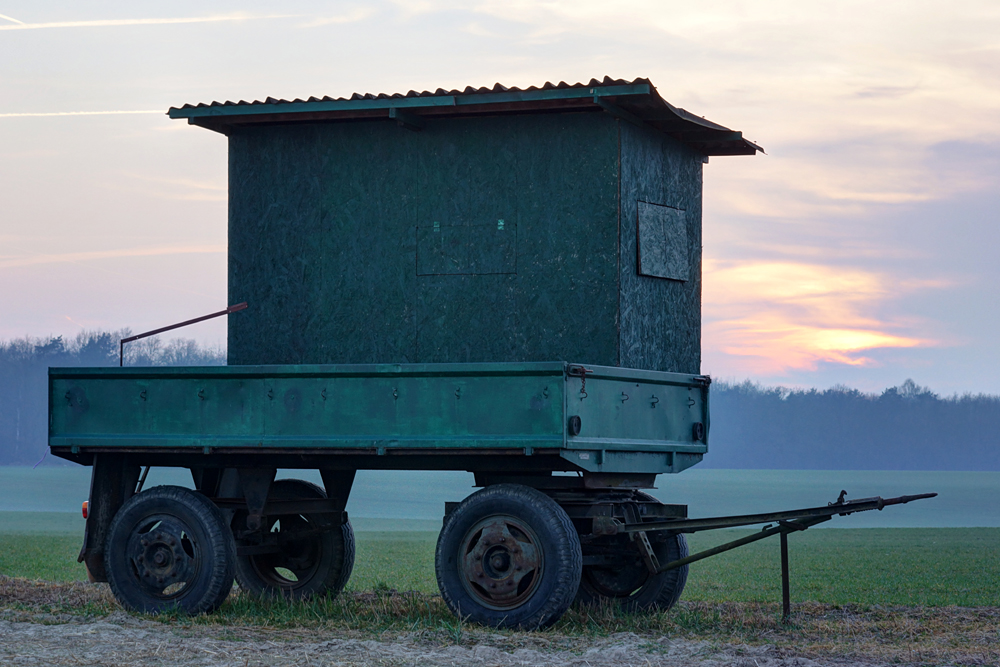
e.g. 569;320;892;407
82;501;88;519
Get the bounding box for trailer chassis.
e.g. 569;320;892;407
71;452;934;626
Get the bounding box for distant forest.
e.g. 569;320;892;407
0;332;997;470
0;332;224;466
706;379;1000;471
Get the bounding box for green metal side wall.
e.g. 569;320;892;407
618;121;703;374
228;113;621;367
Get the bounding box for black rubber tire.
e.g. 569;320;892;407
105;485;235;615
577;492;688;612
435;484;582;630
233;479;355;599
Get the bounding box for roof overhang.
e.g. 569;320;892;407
168;78;762;157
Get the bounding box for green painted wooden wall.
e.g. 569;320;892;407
227;111;702;372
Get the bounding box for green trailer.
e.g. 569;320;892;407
48;78;933;629
51;361;708;627
49;359;932;628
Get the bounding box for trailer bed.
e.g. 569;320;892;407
50;362;709;475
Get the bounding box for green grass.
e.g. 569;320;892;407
0;534;83;581
2;513;997;607
348;530;437;593
683;528;1000;607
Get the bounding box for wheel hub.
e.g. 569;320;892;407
129;522;195;595
460;516;542;610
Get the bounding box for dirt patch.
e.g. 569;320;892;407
0;576;114;610
0;618;862;667
2;577;998;666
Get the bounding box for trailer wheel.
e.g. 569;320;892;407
435;484;582;630
577;531;688;612
105;486;235;615
234;479;355;599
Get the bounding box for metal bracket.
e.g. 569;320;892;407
622;503;660;573
238;467;276;531
389;107;425;131
632;530;661;573
319;469;356;517
593;96;646;129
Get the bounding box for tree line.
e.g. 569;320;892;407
0;331;997;469
705;379;1000;471
0;331;224;465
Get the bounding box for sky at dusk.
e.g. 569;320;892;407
1;1;998;394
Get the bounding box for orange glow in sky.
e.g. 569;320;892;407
703;261;930;374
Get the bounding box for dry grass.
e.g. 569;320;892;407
2;575;998;665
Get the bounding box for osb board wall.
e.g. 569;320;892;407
227;112;622;366
617;121;703;374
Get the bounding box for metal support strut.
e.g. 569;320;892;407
780;530;790;622
619;491;936;621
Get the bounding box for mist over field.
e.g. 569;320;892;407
1;331;998;470
0;331;224;465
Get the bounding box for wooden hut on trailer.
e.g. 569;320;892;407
168;77;761;372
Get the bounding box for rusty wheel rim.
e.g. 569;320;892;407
126;516;200;600
458;515;543;611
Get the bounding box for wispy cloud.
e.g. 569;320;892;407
0;110;161;118
703;261;934;373
706;316;925;373
0;14;297;31
0;246;225;270
300;8;376;28
115;174;227;202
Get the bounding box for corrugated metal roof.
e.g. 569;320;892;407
168;76;761;156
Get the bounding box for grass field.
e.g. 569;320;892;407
3;518;998;666
2;512;997;607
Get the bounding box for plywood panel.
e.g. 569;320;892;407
618;121;703;374
637;202;689;281
228;112;621;367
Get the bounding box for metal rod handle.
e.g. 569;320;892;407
119;302;247;366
